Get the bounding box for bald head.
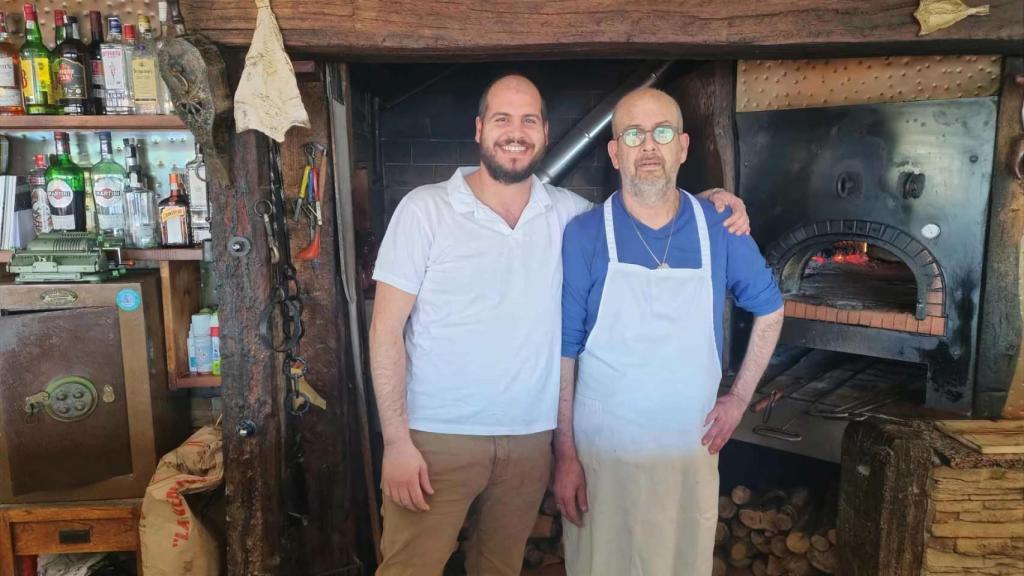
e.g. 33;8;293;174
611;88;684;136
478;74;547;122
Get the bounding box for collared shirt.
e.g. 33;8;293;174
561;190;783;359
373;167;592;435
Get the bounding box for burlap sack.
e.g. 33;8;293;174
139;424;224;576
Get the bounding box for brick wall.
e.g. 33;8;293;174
925;466;1024;575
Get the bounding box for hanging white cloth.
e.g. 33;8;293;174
234;0;310;142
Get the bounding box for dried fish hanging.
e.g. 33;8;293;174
913;0;991;36
158;0;234;185
234;0;310;142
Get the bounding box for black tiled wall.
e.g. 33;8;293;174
360;61;644;232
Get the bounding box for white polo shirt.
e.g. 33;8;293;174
373;167;592;435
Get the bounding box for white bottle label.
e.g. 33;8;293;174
0;57;15;87
47;179;73;209
0;56;20;106
101;47;127;90
93;175;123;208
31;182;52;233
187;164;208;209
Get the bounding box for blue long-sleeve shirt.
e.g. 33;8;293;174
561;190;783;360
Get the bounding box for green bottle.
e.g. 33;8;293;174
45;131;87;231
19;4;53;114
91;131;127;238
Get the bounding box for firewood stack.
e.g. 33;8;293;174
523;491;565;572
713;484;839;576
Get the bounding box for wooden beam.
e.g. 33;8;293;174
211;68;283;575
979;57;1024;418
274;77;364;575
180;0;1024;59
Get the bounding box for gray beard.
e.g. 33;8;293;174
623;173;675;206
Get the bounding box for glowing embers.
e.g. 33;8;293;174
809;240;871;266
784;241;943;336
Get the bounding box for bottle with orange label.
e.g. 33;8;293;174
159;171;192;247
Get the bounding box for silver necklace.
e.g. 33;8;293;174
627;202;676;269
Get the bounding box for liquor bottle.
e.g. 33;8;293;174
19;4;53;115
55;18;90;115
88;11;105;115
159;172;191;246
47;9;64;110
77;150;97;232
51;10;65;49
45;132;86;231
123;138;158;247
185;141;210;243
28;153;51;233
131;16;161;115
101;16;133;114
156;2;175;114
91;131;127;238
0;12;23;115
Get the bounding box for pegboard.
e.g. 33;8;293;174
737;55;1002;112
0;0;161;41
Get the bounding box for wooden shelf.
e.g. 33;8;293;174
0;115;187;131
172;374;221;389
123;248;203;262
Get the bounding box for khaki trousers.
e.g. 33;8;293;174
375;430;552;576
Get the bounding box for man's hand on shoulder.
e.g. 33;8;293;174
697;187;750;236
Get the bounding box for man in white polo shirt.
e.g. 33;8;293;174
369;74;748;575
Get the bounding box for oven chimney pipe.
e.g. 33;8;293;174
535;61;674;186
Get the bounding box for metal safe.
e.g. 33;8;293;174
0;273;189;503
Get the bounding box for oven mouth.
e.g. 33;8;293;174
765;221;947;336
787;240;917;315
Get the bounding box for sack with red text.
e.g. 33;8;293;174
139;424;224;576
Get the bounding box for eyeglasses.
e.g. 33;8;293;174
616;125;681;148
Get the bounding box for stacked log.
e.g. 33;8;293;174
713;485;839;576
523;491;565;571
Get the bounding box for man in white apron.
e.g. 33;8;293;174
555;88;785;575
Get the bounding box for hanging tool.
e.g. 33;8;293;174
296;142;327;266
254;200;280;264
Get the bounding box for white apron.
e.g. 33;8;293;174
564;192;721;576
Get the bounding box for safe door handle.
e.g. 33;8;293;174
58;528;92;544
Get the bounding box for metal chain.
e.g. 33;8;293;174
260;141;310;416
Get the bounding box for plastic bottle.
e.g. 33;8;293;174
190;312;213;374
210;311;220;376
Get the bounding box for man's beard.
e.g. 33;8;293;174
480;139;545;185
623;167;677;206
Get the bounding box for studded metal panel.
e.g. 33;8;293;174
737;56;1002;112
0;0;160;40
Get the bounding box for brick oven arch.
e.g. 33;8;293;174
764;219;945;322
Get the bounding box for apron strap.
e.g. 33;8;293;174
683;192;712;274
603;195;619;263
